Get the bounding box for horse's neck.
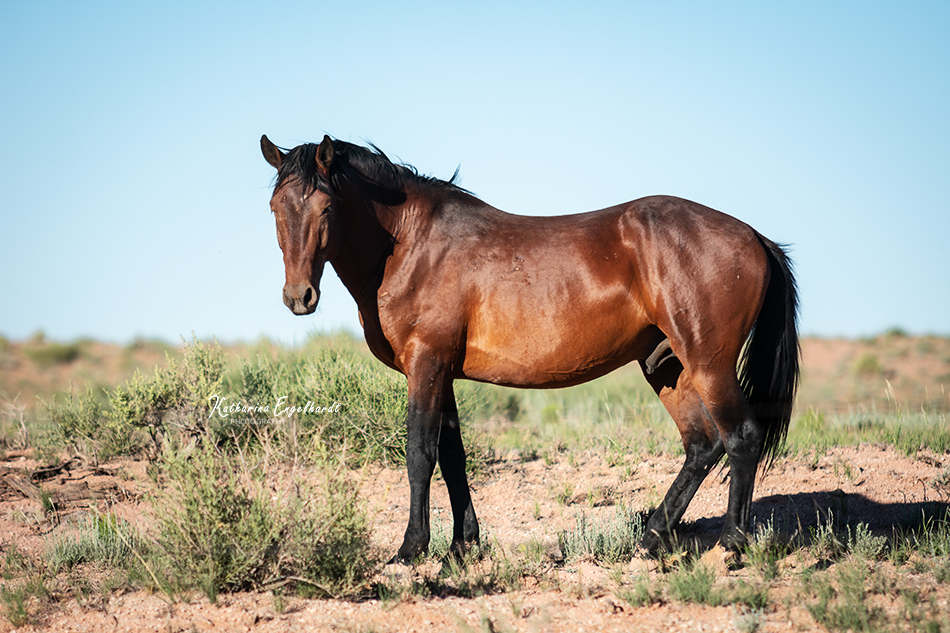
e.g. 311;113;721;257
330;178;442;304
330;198;399;308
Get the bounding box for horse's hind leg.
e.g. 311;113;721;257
639;357;725;554
438;383;480;556
691;370;765;551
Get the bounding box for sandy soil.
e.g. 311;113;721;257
0;442;947;633
1;333;947;631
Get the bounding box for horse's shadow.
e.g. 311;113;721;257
678;490;949;546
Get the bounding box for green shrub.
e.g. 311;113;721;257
908;507;950;559
110;335;224;435
222;343;409;464
845;523;887;561
23;341;83;368
460;385;521;422
0;544;49;627
45;388;107;451
0;576;48;628
295;345;409;464
932;466;950;502
728;579;770;610
149;439;374;601
46;338;225;459
785;410;950;460
232;341;490;469
810;510;846;560
853;353;883;377
42;335;493;471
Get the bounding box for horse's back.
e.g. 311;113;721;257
379;192;770;386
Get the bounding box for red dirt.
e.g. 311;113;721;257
0;443;947;632
0;335;948;631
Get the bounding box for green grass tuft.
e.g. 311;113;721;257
46;512;143;573
558;506;646;564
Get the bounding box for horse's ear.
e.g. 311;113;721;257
316;134;334;176
261;135;283;169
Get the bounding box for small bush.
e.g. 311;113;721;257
296;345;409;464
41;335;495;471
734;606;765;633
149;439;374;601
908;507;950;559
24;342;82;368
846;523;887;561
853;353;883;377
793;409;827;436
884;327;908;339
45;388;108;452
932;465;950;502
1;398;32;449
110;335;224;437
541;404;561;425
728;579;770;610
109;366;183;433
461;386;521;422
811;510;846;560
232;341;490;470
46;338;226;459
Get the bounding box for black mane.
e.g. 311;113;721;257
274;142;332;196
274;138;467;199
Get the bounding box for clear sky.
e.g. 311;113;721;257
1;1;947;345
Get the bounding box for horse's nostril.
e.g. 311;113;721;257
283;283;318;314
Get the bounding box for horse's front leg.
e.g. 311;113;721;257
438;383;479;557
395;359;447;563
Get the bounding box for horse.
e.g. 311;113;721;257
260;134;800;563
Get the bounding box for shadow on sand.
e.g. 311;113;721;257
679;489;949;548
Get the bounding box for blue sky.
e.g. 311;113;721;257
1;1;947;345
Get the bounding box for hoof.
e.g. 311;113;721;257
386;553;411;566
387;548;426;566
443;539;482;565
390;537;429;566
640;529;669;556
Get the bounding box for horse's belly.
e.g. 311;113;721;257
460;302;654;388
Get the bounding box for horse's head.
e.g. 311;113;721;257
261;135;341;316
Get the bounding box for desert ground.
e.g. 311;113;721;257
0;332;948;632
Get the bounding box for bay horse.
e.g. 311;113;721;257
260;134;800;562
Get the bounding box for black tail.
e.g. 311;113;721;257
739;234;801;466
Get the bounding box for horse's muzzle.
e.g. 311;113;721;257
283;282;319;315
